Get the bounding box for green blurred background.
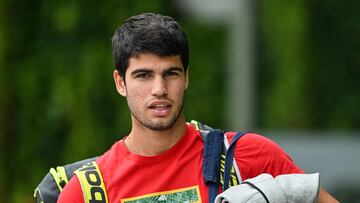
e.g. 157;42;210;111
0;0;359;202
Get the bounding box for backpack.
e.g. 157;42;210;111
34;121;247;203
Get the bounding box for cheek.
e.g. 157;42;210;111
127;85;148;101
171;83;186;98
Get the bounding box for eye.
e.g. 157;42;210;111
135;73;150;78
164;71;179;77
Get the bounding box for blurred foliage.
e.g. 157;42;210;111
257;0;360;130
257;0;312;128
0;0;359;202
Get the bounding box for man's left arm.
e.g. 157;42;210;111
318;187;339;203
232;133;339;202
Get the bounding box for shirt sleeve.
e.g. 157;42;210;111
231;132;304;181
57;175;84;203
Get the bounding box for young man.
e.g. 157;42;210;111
57;13;338;203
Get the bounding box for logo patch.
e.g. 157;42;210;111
121;185;202;203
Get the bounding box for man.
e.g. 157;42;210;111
58;13;338;203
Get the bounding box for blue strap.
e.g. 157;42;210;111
222;131;247;191
202;129;223;203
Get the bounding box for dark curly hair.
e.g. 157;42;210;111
111;13;189;77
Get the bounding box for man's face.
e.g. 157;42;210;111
114;53;188;131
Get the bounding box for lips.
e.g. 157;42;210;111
148;100;172;116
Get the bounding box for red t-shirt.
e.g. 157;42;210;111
57;124;303;203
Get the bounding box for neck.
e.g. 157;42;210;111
125;115;187;156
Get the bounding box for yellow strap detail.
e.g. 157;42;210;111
56;166;69;184
33;187;39;198
190;120;200;130
231;166;239;186
49;168;64;192
75;161;108;203
33;187;45;202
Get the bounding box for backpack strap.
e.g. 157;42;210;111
220;133;243;188
222;131;247;191
192;120;247;202
191;120;244;185
34;157;97;203
202;129;224;203
74;161;108;203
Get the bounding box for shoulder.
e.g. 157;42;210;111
97;139;123;166
58;141;121;203
91;140;125;186
57;175;84;203
236;132;284;151
226;132;282;154
228;132;304;179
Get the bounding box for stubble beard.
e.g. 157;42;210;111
128;95;185;131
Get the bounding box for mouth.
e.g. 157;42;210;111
148;100;172;116
149;104;171;110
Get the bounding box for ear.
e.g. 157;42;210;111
184;68;189;90
113;70;127;97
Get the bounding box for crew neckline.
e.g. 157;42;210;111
118;124;196;163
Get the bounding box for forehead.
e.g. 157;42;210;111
127;53;183;73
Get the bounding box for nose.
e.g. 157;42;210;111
151;76;167;97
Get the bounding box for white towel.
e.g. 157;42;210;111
215;173;320;203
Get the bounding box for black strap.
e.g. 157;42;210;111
242;181;270;203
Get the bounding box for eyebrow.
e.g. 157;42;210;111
166;67;184;73
130;66;184;76
130;69;153;77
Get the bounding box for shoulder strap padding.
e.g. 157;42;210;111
202;129;224;203
195;120;247;202
34;171;62;203
202;129;224;184
192;120;243;185
34;157;98;203
74;161;108;203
